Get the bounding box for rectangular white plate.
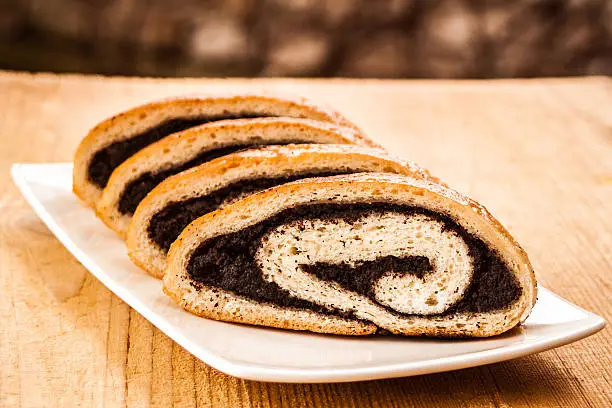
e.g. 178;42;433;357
12;163;605;383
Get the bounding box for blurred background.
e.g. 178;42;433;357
1;0;611;78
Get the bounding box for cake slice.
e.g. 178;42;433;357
163;173;536;337
127;144;433;278
73;94;370;207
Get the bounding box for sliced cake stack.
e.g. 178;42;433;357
73;93;536;338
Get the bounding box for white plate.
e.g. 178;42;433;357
11;163;605;383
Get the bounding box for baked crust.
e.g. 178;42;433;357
95;117;374;237
161;284;377;336
127;143;434;278
73;93;374;208
164;173;537;337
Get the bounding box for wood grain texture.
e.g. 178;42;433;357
0;71;610;407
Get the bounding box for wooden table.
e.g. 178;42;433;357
1;71;610;407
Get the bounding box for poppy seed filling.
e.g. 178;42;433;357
147;170;359;251
186;203;522;319
87;114;274;189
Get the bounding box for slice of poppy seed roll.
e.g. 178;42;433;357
163;173;537;337
127;144;433;278
73;93;371;208
96;117;375;237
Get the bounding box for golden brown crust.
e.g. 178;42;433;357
73;93;375;208
96;118;376;238
161;284;377;336
164;173;537;337
127;143;434;278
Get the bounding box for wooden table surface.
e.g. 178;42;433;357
1;71;611;407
